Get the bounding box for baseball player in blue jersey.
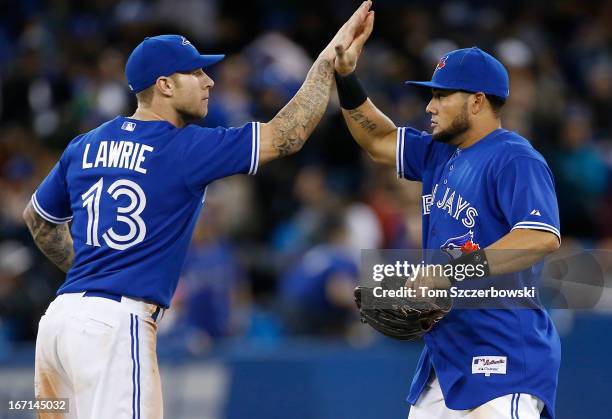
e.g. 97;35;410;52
334;30;561;419
22;3;374;417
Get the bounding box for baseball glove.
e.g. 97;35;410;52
354;280;452;340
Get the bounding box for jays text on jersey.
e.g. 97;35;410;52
31;116;261;308
396;127;561;419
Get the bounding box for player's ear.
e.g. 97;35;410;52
155;76;175;97
470;92;486;115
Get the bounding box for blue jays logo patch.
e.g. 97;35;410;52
435;55;448;72
440;230;480;259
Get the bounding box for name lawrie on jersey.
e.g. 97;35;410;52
82;141;154;174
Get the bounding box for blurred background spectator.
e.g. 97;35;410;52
159;192;252;355
0;0;610;353
279;211;359;336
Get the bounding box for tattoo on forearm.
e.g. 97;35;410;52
271;58;334;157
24;204;74;273
347;109;377;133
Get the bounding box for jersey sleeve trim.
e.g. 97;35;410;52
31;192;73;224
396;127;405;179
248;122;261;175
511;221;560;241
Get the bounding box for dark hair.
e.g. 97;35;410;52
485;94;506;116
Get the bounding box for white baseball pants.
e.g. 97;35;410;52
408;372;545;419
35;292;165;419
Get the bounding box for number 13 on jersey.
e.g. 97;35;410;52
81;178;147;250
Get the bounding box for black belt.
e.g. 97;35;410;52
83;291;163;321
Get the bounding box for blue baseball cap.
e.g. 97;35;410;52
405;47;509;99
125;34;225;93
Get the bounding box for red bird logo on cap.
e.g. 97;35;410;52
434;56;448;72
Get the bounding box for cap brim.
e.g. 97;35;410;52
405;80;485;95
405;80;455;90
197;54;225;68
179;54;225;72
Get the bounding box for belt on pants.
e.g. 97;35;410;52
83;290;164;322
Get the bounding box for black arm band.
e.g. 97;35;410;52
447;249;490;286
334;71;368;110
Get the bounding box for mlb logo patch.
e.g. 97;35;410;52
121;121;136;132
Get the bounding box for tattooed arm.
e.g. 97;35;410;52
259;58;334;162
23;202;74;273
331;6;397;167
258;1;373;164
340;100;398;166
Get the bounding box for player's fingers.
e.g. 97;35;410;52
362;11;375;39
342;11;373;55
346;1;372;30
353;0;372;19
352;11;374;50
331;1;371;54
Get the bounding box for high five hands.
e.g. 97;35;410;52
320;0;375;70
334;2;375;75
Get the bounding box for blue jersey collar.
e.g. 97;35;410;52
458;128;506;152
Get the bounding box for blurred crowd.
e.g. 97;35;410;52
0;0;611;354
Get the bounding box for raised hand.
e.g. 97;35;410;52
334;8;375;75
257;1;376;164
320;1;373;62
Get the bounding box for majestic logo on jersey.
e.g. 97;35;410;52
422;184;479;228
440;230;480;259
181;36;191;46
530;209;541;216
472;356;507;376
434;55;448;72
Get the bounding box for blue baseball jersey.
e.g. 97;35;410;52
32;116;260;308
396;127;561;418
280;244;359;310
